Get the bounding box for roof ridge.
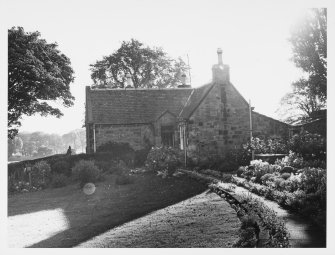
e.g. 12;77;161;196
178;82;215;120
179;89;195;117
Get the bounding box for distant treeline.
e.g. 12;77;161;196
8;129;86;160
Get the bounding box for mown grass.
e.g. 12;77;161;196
8;172;206;248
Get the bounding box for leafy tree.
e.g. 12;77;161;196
8;137;23;157
8;27;75;138
62;131;77;150
74;129;86;153
48;133;64;154
90;39;187;88
36;146;53;157
279;9;326;123
8;139;15;157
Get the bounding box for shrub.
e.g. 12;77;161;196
236;166;245;177
275;151;304;169
190;148;249;173
216;160;240;173
233;164;326;228
51;174;68;188
145;147;182;177
281;173;291;180
211;150;247;173
31;161;51;188
96;142;135;165
288;131;326;160
51;160;71;176
300;167;326;194
239;194;290;248
248;160;279;183
264;188;275;200
242;137;288;155
200;169;222;178
266;138;289;154
8;179;40;193
115;173;134;185
221;173;232;183
134;148;151;167
72;160;104;187
227;148;251;168
234;221;258;248
96;141;134;154
243;137;267;154
260;173;277;184
94;160;120;173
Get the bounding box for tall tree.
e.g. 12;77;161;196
62;132;77;150
74;129;86;153
8;27;75;138
48;133;64;154
90;39;187;88
279;9;327;123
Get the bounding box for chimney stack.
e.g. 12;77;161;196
181;73;187;85
212;48;230;84
178;72;191;88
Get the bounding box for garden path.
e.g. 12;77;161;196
217;183;326;247
76;191;240;248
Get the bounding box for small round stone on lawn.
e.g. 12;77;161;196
83;183;96;195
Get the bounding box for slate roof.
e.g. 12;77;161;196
86;87;193;124
178;83;214;119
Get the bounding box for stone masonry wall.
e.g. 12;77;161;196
187;82;290;159
86;123;94;153
294;118;326;138
95;124;155;151
187;83;221;159
252;112;290;140
187;82;250;159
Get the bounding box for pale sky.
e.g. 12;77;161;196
1;0;325;135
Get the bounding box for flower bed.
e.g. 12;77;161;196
231;161;326;228
209;183;289;248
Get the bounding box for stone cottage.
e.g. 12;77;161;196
85;49;290;158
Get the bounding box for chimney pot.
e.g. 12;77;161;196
212;48;230;83
217;48;223;65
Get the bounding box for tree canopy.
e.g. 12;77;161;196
8;27;75;139
90;39;188;88
8;129;86;159
279;9;327;123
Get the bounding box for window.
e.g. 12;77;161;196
161;125;174;147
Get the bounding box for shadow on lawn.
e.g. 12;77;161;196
8;173;207;248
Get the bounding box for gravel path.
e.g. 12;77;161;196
76;191;240;248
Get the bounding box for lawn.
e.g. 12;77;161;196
8;172;206;248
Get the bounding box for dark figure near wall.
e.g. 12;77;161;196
66;146;72;155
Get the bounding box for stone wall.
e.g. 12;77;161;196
187;83;222;159
291;118;326;138
186;82;290;159
86;123;94;153
186;82;250;158
252;112;290;140
93;124;155;151
186;82;251;159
